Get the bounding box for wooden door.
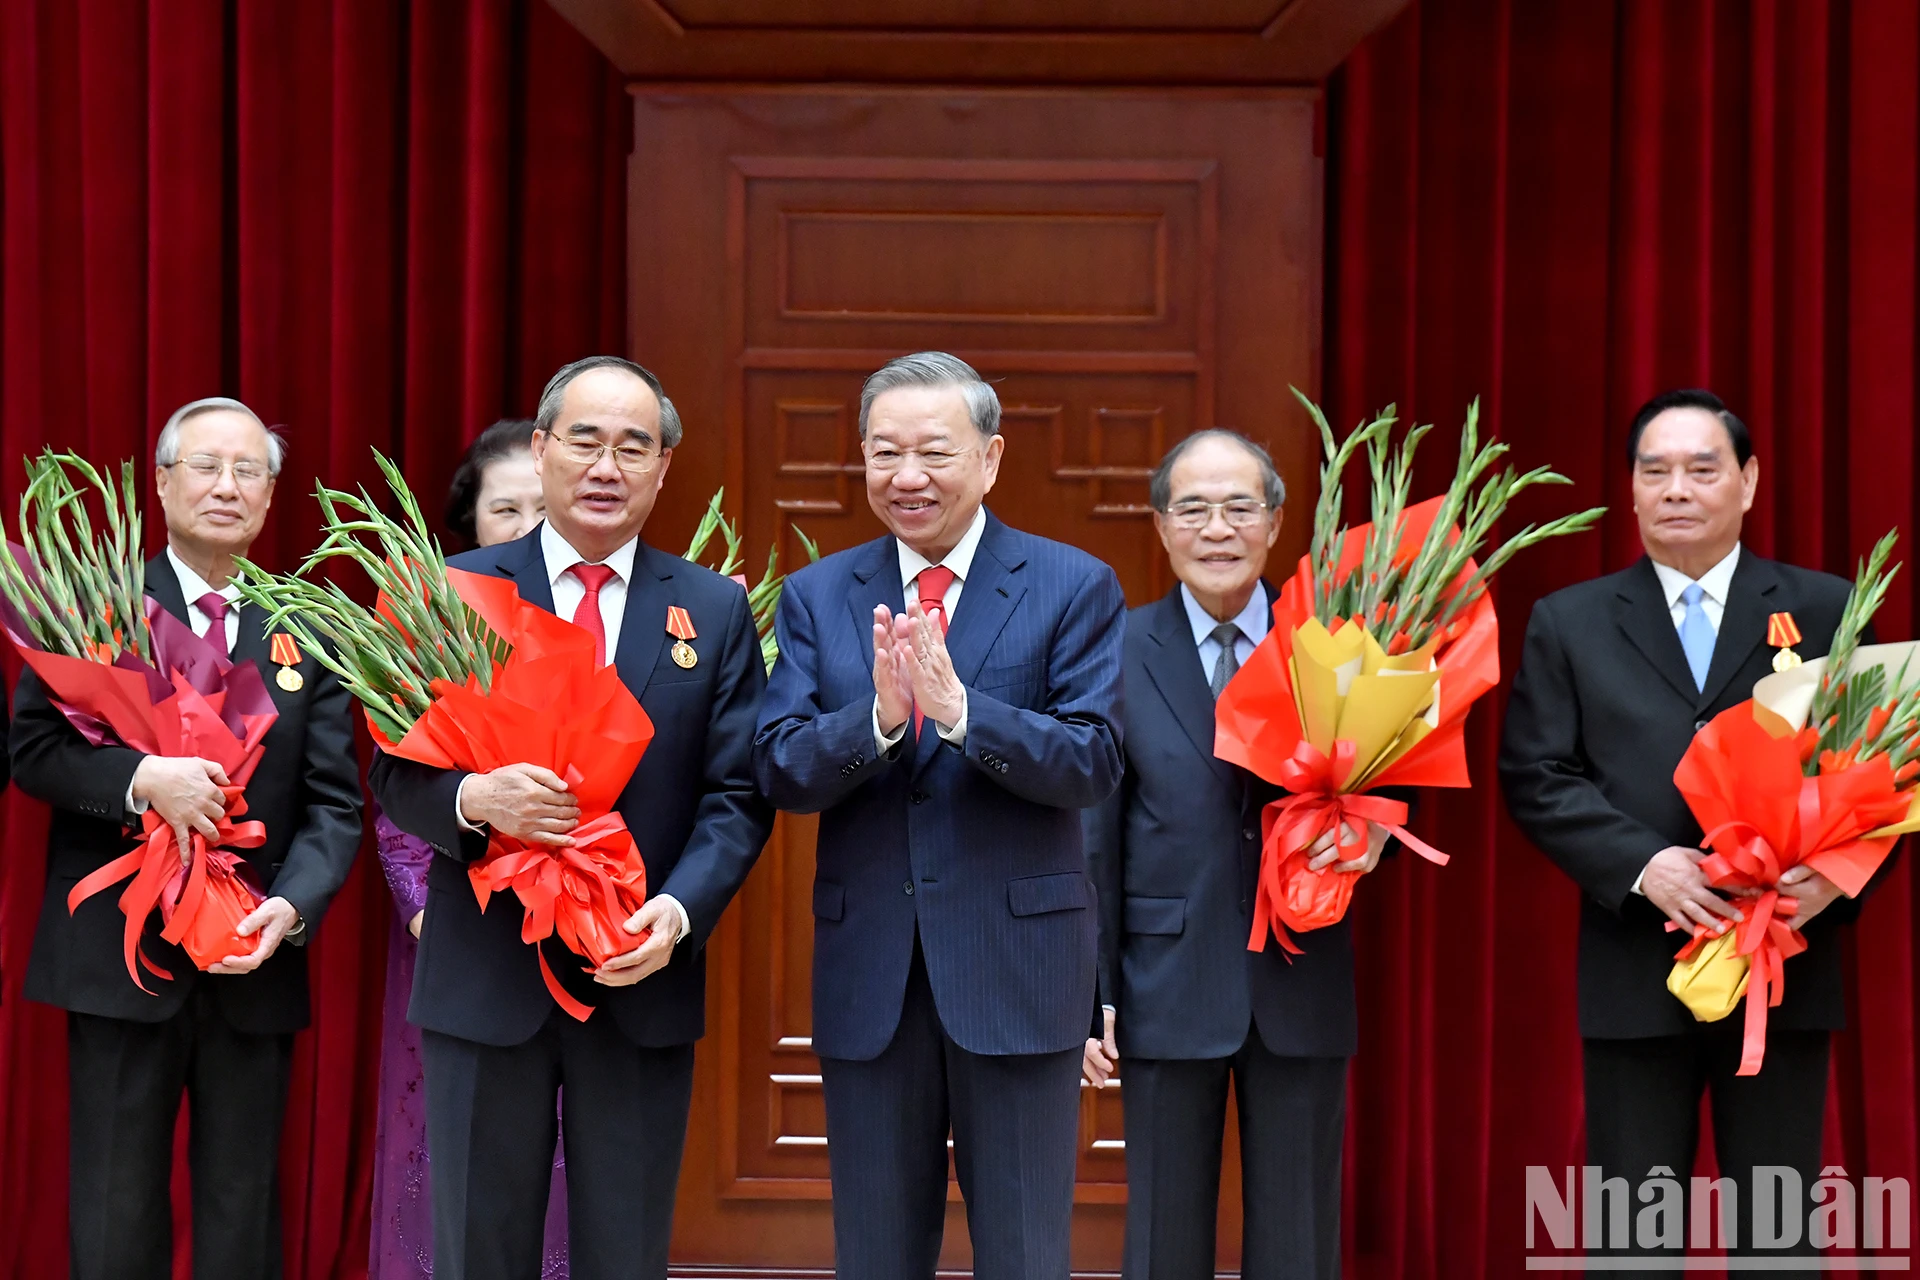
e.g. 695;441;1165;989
632;86;1320;1275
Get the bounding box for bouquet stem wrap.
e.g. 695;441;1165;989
1671;701;1914;1074
1217;496;1499;952
2;591;279;985
372;569;656;1021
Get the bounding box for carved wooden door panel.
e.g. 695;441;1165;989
634;87;1320;1274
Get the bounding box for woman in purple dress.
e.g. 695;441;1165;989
370;421;567;1278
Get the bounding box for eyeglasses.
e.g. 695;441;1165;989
1161;499;1270;530
863;444;974;474
169;455;273;488
543;429;660;474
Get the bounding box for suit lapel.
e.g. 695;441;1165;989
493;526;554;613
845;535;906;660
144;555;188;624
1141;585;1237;785
1612;557;1701;705
1697;552;1780;710
615;543;673;700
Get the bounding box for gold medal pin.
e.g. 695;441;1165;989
1768;611;1803;673
666;605;698;669
271;632;305;691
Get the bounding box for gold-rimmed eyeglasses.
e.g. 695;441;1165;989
1161;499;1270;530
167;454;274;489
542;428;661;474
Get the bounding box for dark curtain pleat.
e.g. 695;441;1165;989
1330;1;1920;1275
0;2;625;1275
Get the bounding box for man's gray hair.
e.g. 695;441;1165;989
1149;429;1286;512
535;355;683;449
154;397;286;475
858;351;1000;438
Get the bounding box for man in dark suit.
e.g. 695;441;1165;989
9;397;363;1280
1081;430;1389;1280
754;352;1125;1280
369;356;772;1280
1501;389;1869;1274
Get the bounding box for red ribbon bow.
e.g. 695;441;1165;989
470;798;651;1022
1670;818;1808;1077
68;785;268;992
1250;740;1451;954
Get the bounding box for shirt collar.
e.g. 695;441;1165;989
1180;581;1271;649
166;545;239;605
896;506;988;588
1650;543;1742;610
540;521;639;588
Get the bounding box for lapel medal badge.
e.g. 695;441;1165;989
666;605;698;669
1768;611;1803;672
271;632;305;691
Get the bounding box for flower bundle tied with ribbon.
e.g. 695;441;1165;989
234;452;654;1019
1670;530;1920;1074
0;451;278;987
1215;392;1605;952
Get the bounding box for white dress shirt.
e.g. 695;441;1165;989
1633;543;1741;897
1180;581;1270;676
874;506;989;754
1649;543;1740;634
127;549;244;816
454;523;688;942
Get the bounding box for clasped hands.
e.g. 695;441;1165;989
872;602;965;736
1641;845;1843;935
128;754;300;973
458;763;679;986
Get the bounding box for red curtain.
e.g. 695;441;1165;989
0;2;625;1275
1330;1;1920;1275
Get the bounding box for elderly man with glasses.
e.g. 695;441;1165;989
1081;429;1396;1280
370;355;773;1280
9;397;363;1280
754;351;1126;1280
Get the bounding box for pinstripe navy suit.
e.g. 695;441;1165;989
754;508;1124;1280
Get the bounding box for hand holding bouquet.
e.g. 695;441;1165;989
1215;392;1605;952
234;454;654;1019
1670;531;1920;1073
0;451;277;987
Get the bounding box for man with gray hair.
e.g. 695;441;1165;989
10;396;362;1279
1082;428;1393;1280
754;351;1126;1279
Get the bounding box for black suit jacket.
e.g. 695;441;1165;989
368;526;774;1049
1085;584;1361;1060
1498;551;1875;1039
8;555;364;1034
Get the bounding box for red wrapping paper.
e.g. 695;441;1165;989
1672;702;1909;1074
1;592;278;987
371;568;656;1020
1215;496;1500;951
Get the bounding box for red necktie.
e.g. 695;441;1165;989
911;565;956;732
195;592;231;658
569;563;618;665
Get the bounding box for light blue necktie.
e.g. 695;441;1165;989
1678;582;1715;692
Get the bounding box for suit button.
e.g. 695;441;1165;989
1243;828;1257;842
903;881;915;896
1695;720;1708;732
910;790;928;805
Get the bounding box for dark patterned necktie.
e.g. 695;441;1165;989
1209;622;1242;700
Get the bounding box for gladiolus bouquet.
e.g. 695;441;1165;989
1215;391;1605;952
234;454;654;1019
0;451;277;986
1670;530;1920;1073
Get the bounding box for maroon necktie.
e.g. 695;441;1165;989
569;563;618;665
911;565;956;732
195;592;231;659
